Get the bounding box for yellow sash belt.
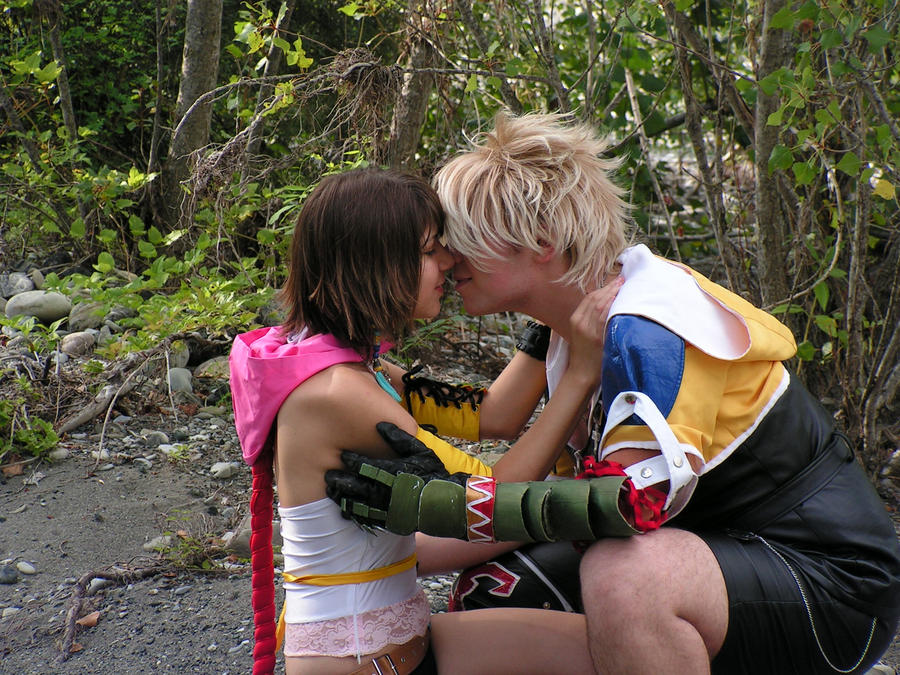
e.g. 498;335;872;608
275;552;417;652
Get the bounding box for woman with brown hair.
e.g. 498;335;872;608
229;167;618;674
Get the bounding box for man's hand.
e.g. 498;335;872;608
325;422;468;533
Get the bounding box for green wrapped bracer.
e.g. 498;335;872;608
343;466;639;542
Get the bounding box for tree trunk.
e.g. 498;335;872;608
753;0;793;308
385;2;440;170
163;0;223;228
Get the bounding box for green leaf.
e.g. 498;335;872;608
835;152;860;176
814;314;837;337
36;60;61;83
257;228;277;245
813;282;829;310
338;2;359;16
796;340;815;361
873;179;895;200
147;226;163;244
862;24;891;52
465;74;478;93
128;214;146;235
759;72;782;97
768;144;793;173
487;75;502;90
792;161;817;185
70;218;86;239
138;240;157;258
95;252;115;273
98;228;117;243
769;7;795;29
820;28;843;49
767;107;784;126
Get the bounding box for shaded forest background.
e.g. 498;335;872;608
1;0;898;480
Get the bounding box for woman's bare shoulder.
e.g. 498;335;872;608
278;363;415;450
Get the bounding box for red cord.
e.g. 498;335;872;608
250;451;276;675
577;457;667;531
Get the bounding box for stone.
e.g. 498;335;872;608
140;430;169;447
29;268;44;289
0;564;19;584
193;356;230;379
210;462;240;479
48;448;70;461
167;367;193;393
142;535;172;552
68;301;105;331
168;340;190;369
0;272;34;298
60;331;96;356
16;561;36;575
5;290;72;323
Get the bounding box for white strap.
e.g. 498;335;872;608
598;391;698;516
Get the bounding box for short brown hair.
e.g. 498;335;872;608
281;168;444;355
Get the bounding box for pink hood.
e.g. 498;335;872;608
229;326;370;465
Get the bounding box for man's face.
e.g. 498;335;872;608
450;247;536;316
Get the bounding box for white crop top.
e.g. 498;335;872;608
278;498;419;623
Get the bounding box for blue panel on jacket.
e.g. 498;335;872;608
601;315;685;426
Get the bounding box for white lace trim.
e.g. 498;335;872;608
282;589;429;657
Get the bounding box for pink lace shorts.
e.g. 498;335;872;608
283;589;430;658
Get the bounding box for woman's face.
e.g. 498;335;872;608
412;225;453;319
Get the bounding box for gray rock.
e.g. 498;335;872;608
48;448;70;461
2;607;21;619
193;356;230;379
29;268;44;289
210;462;240;479
168;340;190;369
0;564;19;584
141;430;170;447
68;301;105;331
5;290;72;323
60;331;96;356
142;535;172;552
106;305;137;323
167;367;193;393
0;272;34;298
16;561;36;575
0;297;5;313
225;515;281;558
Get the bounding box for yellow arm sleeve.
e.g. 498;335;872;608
415;427;493;477
407;395;481;441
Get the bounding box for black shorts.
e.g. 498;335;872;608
696;441;900;675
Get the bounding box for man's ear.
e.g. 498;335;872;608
534;238;556;263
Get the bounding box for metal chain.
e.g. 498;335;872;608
754;533;877;673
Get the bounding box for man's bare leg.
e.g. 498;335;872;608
580;528;729;674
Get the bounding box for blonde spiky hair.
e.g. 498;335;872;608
434;112;631;290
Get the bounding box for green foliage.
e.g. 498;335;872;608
0;394;59;463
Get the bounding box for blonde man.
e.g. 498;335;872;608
327;113;900;674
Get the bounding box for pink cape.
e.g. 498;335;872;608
229;326;367;466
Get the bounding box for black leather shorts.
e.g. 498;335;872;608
698;436;900;674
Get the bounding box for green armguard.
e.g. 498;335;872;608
383;475;467;539
493;477;638;542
